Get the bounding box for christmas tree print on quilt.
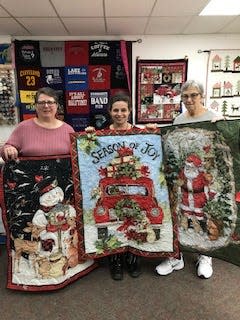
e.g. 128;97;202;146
162;122;240;267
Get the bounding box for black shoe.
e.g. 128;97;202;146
125;253;141;278
109;254;123;281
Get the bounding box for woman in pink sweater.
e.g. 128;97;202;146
1;87;74;161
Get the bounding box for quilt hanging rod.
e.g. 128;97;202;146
198;48;240;53
198;49;211;53
131;39;142;43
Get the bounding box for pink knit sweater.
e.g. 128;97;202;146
1;119;75;157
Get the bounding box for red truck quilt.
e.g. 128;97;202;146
71;128;179;259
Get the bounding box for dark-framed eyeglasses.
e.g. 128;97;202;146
181;93;200;101
37;100;56;106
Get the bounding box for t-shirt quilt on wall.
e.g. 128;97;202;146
14;40;132;129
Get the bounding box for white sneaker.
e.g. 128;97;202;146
156;253;184;276
196;255;213;279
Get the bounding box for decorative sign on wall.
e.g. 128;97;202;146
135;58;188;124
206;50;240;118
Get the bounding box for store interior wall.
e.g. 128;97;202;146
1;33;240;141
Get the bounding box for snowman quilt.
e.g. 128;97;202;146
1;155;96;291
70;128;179;259
161;120;240;267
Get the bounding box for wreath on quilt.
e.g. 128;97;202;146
115;199;143;220
115;199;156;244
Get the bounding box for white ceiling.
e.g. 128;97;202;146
0;0;240;37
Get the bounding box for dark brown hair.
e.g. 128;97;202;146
109;92;131;111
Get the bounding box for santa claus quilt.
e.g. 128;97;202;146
71;128;179;259
161;120;240;266
1;156;96;291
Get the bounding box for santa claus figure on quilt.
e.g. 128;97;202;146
178;154;215;234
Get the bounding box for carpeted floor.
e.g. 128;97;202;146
0;244;239;320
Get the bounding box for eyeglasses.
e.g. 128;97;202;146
181;93;200;101
37;100;56;106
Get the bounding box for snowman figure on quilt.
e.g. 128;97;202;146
178;154;215;234
32;178;76;256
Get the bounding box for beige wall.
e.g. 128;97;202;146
1;33;240;141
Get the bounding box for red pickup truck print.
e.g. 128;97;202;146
94;176;163;225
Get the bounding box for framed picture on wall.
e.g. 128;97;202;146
135;59;188;124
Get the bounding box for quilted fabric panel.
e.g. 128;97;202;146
161;120;240;266
71;128;179;259
1;155;96;291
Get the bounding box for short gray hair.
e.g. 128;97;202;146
181;80;204;96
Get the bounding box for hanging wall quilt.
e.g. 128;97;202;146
1;156;96;291
71;128;179;259
14;40;132;129
136;59;188;124
161;120;240;266
206;49;240;118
